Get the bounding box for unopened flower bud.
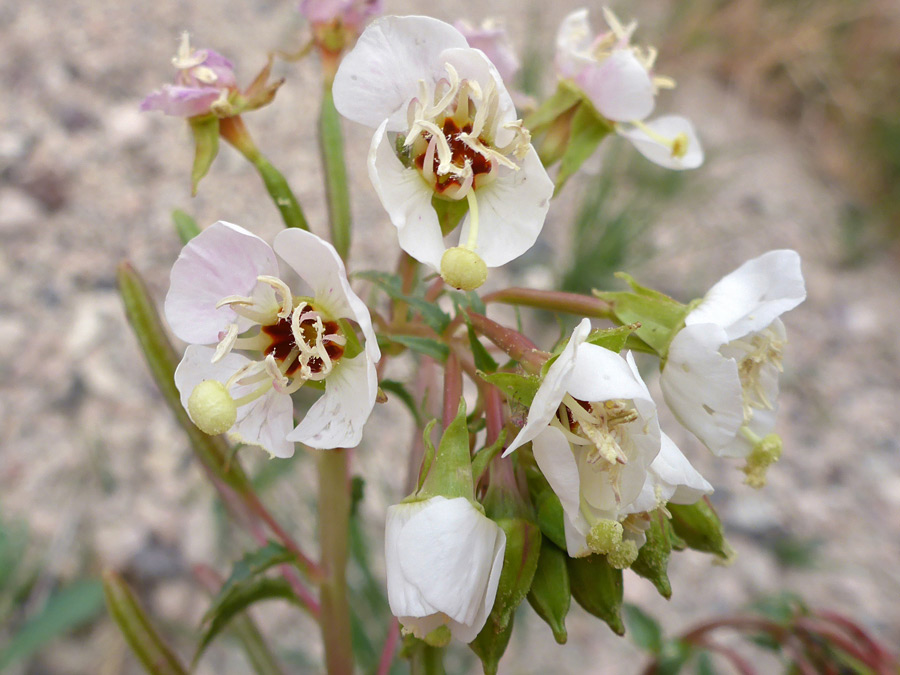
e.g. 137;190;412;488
606;539;638;570
567;554;624;635
743;433;783;488
586;519;623;555
669;500;731;561
187;380;237;435
441;247;487;291
527;537;570;644
631;511;678;599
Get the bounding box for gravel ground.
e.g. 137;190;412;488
2;1;898;673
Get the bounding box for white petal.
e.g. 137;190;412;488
504;318;592;456
532;427;582;521
395;497;505;635
652;432;713;505
686;249;806;341
368;119;446;270
563;515;592;558
555;9;594;80
165;221;279;344
272;228;380;359
439;47;517;136
173;345;294;458
661;324;744;455
578;50;655;122
386;501;439;620
618;115;704;170
457;145;553;268
332;15;469;132
286;352;375;449
566;344;652;405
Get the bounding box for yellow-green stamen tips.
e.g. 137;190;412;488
607;539;639;569
586;519;623;555
742;432;783;489
188;380;237;436
440;246;487;291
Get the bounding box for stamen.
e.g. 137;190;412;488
630;120;689;159
257;275;294;319
212;323;239;363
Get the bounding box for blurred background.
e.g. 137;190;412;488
1;0;899;672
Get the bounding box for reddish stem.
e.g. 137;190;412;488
794;617;890;672
484;386;504;446
691;639;757;675
377;618;401;675
482;287;614;320
816;610;896;665
443;352;463;429
465;310;548;374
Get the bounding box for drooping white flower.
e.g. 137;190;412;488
165;221;380;457
660;249;806;459
504;319;663;558
555;8;703;170
385;496;506;643
332;15;553;288
627;432;713;516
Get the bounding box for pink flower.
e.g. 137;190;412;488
299;0;381;32
141;33;237;117
454;19;520;84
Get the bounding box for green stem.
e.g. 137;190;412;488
219;116;309;231
410;644;446;675
319;86;352;258
317;449;353;675
482;287;615;320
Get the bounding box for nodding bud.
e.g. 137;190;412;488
441;247;487;291
187;380;237;435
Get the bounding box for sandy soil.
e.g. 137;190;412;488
1;0;899;673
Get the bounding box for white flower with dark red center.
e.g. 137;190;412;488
141;32;238;118
165;221;380;457
556;8;703;170
332;15;553;289
660;250;806;459
504;319;663;558
385;496;506;644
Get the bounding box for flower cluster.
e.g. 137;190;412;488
136;6;809;673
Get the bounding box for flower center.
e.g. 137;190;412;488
403;63;530;202
727;326;784;424
172;31;219;86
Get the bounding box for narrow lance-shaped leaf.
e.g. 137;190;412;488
103;571;189;675
116;262;253;496
172;209;201;244
319;87;352;259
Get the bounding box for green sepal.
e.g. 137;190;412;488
567;554;625;635
471;429;508;485
524;467;567;550
478;370;541;407
172;209;200;244
631;511;676;599
483;515;541;630
432;194;469;237
188;114;220;196
523;82;582;134
469;613;514;675
103;571;189;675
593;272;690;357
669;500;732;560
586;323;638;353
555;100;613;192
526;537;570;644
416;400;474;502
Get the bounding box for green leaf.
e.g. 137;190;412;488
0;580;106;669
319;87;352;258
195;577;302;666
695;651;716;675
380;379;423;426
212;542;296;604
478;371;541;407
381;334;449;362
555;101;613;192
226;612;287;675
623;603;663;654
466;322;498;372
251;154;309;230
358;271;451;334
103;571;189;675
188;115;220;196
172;209;200;244
586;324;637;353
470;429;507;484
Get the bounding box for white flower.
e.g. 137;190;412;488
332;16;553;284
660;250;806;458
627;432;713;516
385;496;506;644
165;221;380;456
555;8;703;170
504;319;662;557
